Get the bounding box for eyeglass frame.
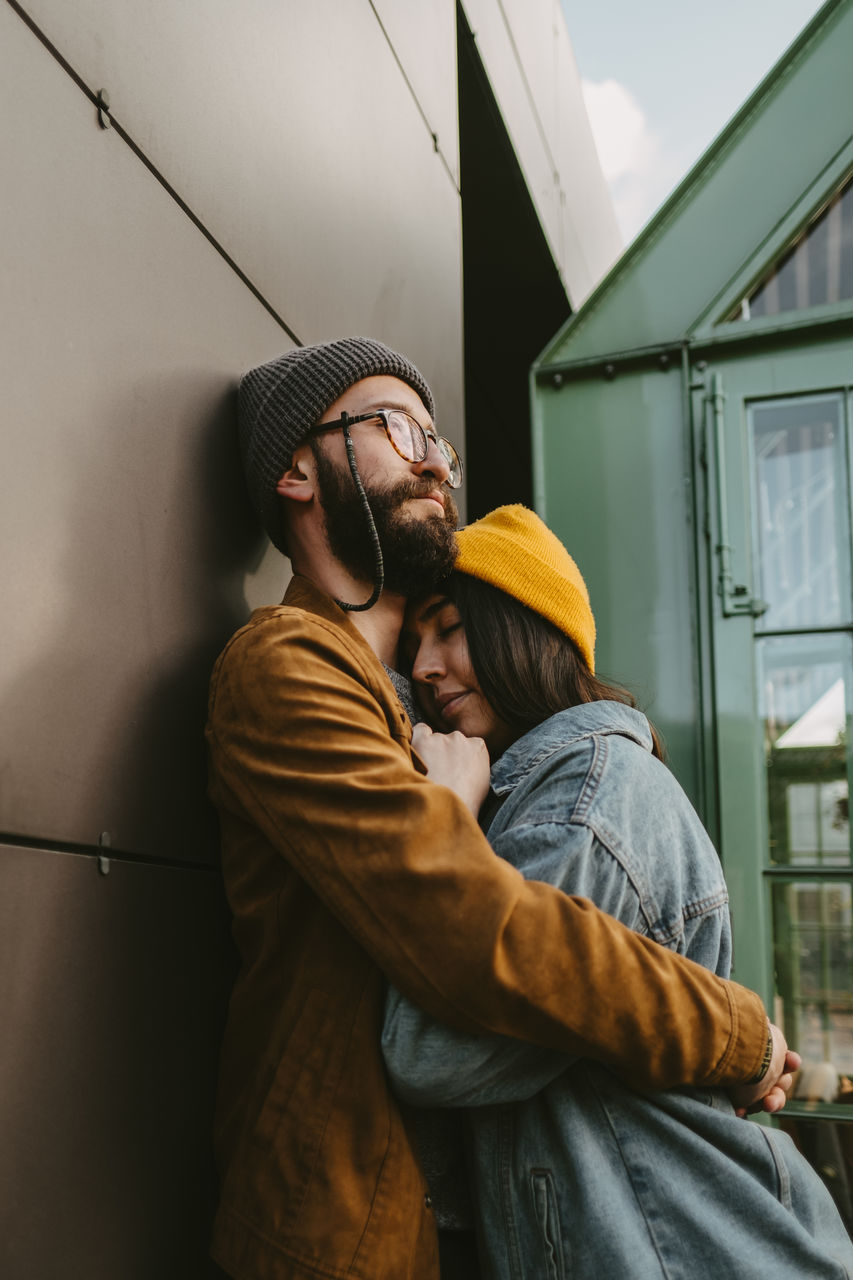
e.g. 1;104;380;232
305;409;463;489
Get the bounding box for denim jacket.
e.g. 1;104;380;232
383;702;853;1279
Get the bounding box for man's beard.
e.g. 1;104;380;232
312;442;459;598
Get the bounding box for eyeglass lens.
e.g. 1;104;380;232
384;410;463;489
435;439;463;489
376;409;458;488
385;411;427;463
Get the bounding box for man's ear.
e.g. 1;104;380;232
276;446;316;504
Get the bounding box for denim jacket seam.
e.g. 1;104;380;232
681;891;730;919
494;800;729;955
570;765;670;940
575;765;730;945
757;1127;793;1211
581;1066;672;1276
570;733;607;823
580;814;657;917
493;810;657;940
640;895;730;946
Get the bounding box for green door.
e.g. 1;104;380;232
697;337;853;1146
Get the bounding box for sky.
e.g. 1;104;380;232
561;0;828;243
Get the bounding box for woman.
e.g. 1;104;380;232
382;504;853;1280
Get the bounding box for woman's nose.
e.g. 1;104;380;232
411;641;444;684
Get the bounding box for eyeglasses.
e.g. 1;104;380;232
307;409;463;490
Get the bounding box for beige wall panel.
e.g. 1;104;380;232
0;843;232;1277
11;0;464;430
371;0;461;187
0;4;291;861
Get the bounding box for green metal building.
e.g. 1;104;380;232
532;0;853;1215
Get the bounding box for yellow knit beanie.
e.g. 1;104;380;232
454;505;596;672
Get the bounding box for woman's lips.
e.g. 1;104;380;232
436;690;469;720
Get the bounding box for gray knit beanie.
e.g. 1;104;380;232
238;337;436;553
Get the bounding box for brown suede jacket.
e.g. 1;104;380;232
205;575;768;1280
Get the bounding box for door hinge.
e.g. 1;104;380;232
708;374;768;619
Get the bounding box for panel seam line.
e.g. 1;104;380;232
366;0;460;194
6;0;303;346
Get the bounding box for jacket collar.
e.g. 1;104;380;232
281;572;382;657
490;702;653;796
279;574;416;724
283;572;354;624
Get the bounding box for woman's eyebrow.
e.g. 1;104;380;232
413;596;453;625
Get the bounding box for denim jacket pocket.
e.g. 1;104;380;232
530;1168;567;1280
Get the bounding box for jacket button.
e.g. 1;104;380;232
424;1194;433;1210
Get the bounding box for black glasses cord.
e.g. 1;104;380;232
334;422;385;612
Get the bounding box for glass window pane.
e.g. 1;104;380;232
772;879;853;1077
758;634;852;867
786;781;850;861
750;395;849;630
727;171;853;320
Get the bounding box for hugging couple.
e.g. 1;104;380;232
206;338;851;1280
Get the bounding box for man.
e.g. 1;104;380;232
207;338;791;1280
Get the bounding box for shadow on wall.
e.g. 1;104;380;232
1;373;279;866
98;380;276;867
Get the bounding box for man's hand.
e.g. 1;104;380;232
730;1022;801;1117
411;723;491;817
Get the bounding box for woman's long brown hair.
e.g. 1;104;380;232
448;571;665;760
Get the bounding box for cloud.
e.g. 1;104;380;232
581;77;678;241
581;78;656;181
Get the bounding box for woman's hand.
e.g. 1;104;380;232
412;722;491;818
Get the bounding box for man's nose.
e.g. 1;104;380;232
412;433;451;486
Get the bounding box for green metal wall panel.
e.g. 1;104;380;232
534;366;702;804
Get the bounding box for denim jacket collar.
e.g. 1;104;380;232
490;701;653;797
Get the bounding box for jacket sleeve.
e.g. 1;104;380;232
382;981;574;1107
207;609;768;1092
382;816;731;1106
382;821;624;1106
